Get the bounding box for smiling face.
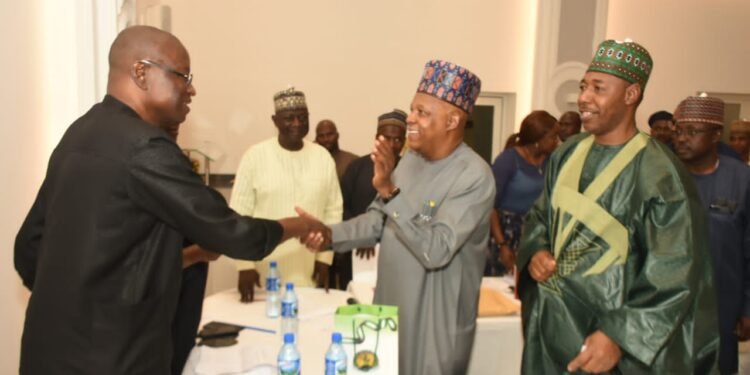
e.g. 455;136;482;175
577;71;635;140
405;93;453;159
138;42;196;139
273;107;310;147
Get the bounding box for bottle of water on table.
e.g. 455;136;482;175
277;333;301;375
266;261;281;318
280;282;298;338
325;332;347;375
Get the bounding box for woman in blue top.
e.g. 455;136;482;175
487;110;559;275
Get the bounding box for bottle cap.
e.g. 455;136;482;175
286;282;294;290
284;333;295;344
270;261;277;267
332;332;342;343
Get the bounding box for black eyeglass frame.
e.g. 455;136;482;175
138;59;193;86
673;126;721;137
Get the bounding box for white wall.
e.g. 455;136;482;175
0;1;117;372
0;1;42;372
163;0;539;173
606;0;750;129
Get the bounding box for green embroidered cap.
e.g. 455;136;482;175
587;39;653;88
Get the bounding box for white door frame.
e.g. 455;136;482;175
476;92;516;158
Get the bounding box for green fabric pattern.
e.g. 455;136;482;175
587;39;653;88
516;133;719;374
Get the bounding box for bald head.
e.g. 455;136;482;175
315;119;339;152
316;120;337;133
108;26;183;84
106;26;195;136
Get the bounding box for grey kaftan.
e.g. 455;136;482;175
331;144;495;375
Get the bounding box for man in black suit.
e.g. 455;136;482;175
14;25;322;374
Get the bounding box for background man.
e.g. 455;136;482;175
231;88;342;302
647;110;674;146
516;39;718;374
673;95;750;375
729;119;750;164
331;109;407;289
304;60;494;375
14;26;320;374
315;119;359;179
315;119;358;289
557;111;582;142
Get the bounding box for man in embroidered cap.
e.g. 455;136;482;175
302;60;495;375
674;95;750;375
730;119;750;164
230;87;343;301
517;39;718;374
330;109;407;289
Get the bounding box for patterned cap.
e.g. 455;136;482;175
417;60;482;114
730;119;750;134
377;109;407;129
273;87;307;112
587;39;653;88
673;95;725;126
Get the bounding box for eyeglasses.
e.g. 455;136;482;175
674;127;719;137
138;59;193;86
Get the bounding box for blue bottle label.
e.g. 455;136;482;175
281;301;298;318
278;358;300;375
266;277;279;292
325;358;346;374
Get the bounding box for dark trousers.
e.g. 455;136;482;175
329;252;352;290
171;262;208;375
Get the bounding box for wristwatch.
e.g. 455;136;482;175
381;187;401;204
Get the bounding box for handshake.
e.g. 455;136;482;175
278;207;333;251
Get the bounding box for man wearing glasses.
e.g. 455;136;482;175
14;26;323;374
674;95;750;375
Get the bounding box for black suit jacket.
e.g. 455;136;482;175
15;95;282;374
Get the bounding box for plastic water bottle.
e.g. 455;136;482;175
324;332;347;375
277;333;301;375
280;282;298;338
266;261;281;318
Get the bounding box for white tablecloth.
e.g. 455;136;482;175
468;277;523;375
184;278;522;375
183;288;350;375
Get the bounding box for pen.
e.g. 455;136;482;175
236;324;276;334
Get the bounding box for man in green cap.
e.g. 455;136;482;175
516;39;719;373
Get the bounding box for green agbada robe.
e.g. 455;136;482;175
517;132;719;374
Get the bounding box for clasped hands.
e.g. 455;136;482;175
529;250;622;373
294;207;332;251
239;208;332;303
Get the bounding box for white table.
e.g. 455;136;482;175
347;274;523;375
184;279;522;375
468;277;523;375
183;287;350;375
